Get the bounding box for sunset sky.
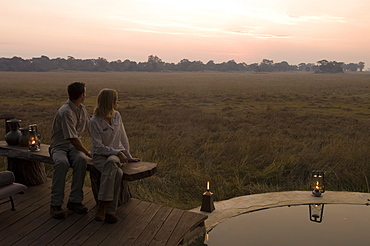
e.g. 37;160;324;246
2;0;370;68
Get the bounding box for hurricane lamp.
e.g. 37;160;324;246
28;124;40;152
311;170;325;197
200;181;215;213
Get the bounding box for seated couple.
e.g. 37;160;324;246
49;82;139;223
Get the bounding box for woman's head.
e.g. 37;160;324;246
94;88;118;118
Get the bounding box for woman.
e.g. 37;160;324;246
90;88;140;223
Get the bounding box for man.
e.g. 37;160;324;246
49;82;91;219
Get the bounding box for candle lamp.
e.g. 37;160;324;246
309;203;324;223
311;170;325;197
200;181;215;213
28;124;40;152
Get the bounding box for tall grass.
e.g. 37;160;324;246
1;71;370;209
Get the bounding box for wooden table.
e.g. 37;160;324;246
0;141;158;204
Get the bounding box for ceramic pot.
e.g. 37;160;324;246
5;119;22;145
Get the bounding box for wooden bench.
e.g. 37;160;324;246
0;141;157;205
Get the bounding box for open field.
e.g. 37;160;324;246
1;71;370;209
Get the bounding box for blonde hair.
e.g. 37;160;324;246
93;88;118;118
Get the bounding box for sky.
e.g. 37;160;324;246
2;0;370;68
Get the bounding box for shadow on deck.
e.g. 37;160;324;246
0;179;207;246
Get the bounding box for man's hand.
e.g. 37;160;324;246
128;158;140;162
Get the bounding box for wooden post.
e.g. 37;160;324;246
7;158;47;186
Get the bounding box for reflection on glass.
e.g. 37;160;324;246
309;204;324;223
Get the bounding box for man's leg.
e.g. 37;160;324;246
50;147;70;218
68;147;88;213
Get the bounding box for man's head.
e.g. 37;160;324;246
68;82;86;102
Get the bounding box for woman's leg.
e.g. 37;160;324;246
93;155;123;218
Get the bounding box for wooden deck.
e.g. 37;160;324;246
0;179;207;246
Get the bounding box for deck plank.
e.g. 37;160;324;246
47;192;98;246
27;187;94;246
167;212;207;246
150;209;185;246
0;179;207;246
0;180;52;218
80;198;142;245
119;202;163;245
133;205;174;245
99;200;152;246
0;183;54;234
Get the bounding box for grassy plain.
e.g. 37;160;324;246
1;71;370;209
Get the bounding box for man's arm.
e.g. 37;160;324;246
69;138;92;157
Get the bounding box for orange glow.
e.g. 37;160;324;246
30;137;36;145
1;1;369;68
206;181;210;191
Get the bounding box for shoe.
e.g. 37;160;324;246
105;213;118;224
50;205;65;219
95;200;108;221
67;202;88;214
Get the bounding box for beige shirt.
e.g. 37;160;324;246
89;111;132;158
50;99;90;148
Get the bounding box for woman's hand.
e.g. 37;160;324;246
128;157;140;162
117;151;128;163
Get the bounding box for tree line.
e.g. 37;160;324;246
0;55;365;73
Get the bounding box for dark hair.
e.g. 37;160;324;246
68;82;85;100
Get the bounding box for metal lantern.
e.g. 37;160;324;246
311;170;325;197
200;181;215;213
28;124;40;152
309;204;324;223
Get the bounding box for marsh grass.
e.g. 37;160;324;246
1;71;370;209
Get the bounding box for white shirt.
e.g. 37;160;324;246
89;111;132;159
50;99;89;148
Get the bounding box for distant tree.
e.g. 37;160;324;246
258;59;274;72
109;60;122;71
4;56;31;71
94;57;109;71
205;60;216;71
344;63;359;72
146;55;164;72
177;59;192;71
188;60;205;71
247;63;259;72
274;61;291;72
163;62;177;71
316;60;344;73
358;62;365;72
30;55;51;71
